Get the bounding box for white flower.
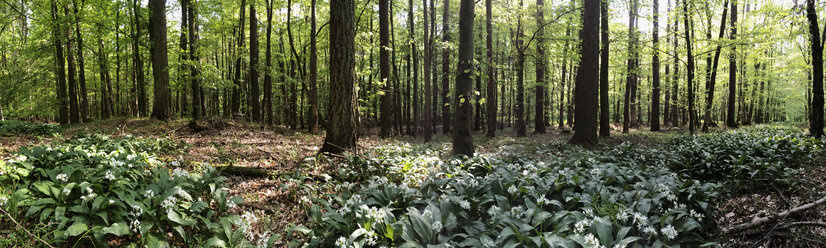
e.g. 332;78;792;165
335;237;347;247
590;168;602;176
431;221;443;230
300;196;311;205
227;200;238;209
105;170;116;181
661;225;678;240
616;210;630;222
0;196;7;206
584;233;604;248
130;219;141;233
62;188;71;195
458;199;471;210
584;208;594;217
144;190;155;198
170;161;181;167
242;212;258;223
131;205;143;216
127;154;137;160
56;173;68;182
536;195;548;206
508;185;519;194
109;199;115;204
488;205;501;216
642;226;657;236
575;219;590;234
690;209;704;221
172;168;189;178
161;196;177;209
85;187;94;194
633;212;648;226
365;230;378;246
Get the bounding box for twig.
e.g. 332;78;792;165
0;206;56;248
771;184;791;207
239;202;281;213
723;195;826;234
781;221;826;229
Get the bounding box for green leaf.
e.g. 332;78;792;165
65;222;88;237
102;222;131;236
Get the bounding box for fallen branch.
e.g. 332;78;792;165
239;202;281;213
0;206;56;248
216;165;274;178
723;195;826;234
781;221;826;229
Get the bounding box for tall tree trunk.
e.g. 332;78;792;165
599;0;610;136
727;1;738;128
683;0;696;134
702;1;729;132
264;0;274;124
232;0;246;117
308;0;318;133
379;0;393;138
560;25;569;128
534;0;546;134
249;3;260;122
149;0;173;120
485;0;496;137
409;0;418;136
72;0;90;122
65;6;80;123
51;0;69;125
319;0;357;154
622;0;637;133
651;0;661;131
431;0;437;134
515;0;526;137
189;0;202;120
671;0;680;127
442;0;451;133
570;0;599;145
131;0;146;117
453;0;475;156
423;0;433;141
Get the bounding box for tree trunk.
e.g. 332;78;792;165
51;0;69;125
534;0;546;134
423;0;433;141
570;0;599;146
188;0;202;120
485;0;496;137
702;1;729;132
65;6;80;123
409;0;418;136
319;0;358;154
599;0;610;136
131;0;146;117
379;0;393;138
651;0;661;131
727;1;738;128
232;0;246;117
308;0;319;133
622;0;637;133
72;0;90;122
453;0;475;156
515;0;526;137
149;0;173;120
249;3;260;122
264;0;274;125
442;0;451;134
683;0;696;134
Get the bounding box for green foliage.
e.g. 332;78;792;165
0;120;61;136
666;125;822;192
0;134;258;247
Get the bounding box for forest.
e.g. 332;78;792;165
2;0;826;246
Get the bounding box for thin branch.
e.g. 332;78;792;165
0;206;56;248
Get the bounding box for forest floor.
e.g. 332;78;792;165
1;118;825;247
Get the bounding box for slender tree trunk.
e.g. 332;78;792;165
131;0;146;117
379;0;393;138
65;6;80;123
570;0;599;145
51;0;69;125
149;0;173;120
683;0;696;134
599;0;610;136
560;25;569;129
702;1;729;132
410;0;419;136
622;0;637;133
249;3;260;122
453;0;475;156
727;1;738;128
534;0;546;134
72;0;89;122
485;0;496;137
306;0;318;132
188;0;202;120
515;0;526;137
651;0;661;131
423;0;433;141
442;0;451;134
232;0;246;117
264;0;274;124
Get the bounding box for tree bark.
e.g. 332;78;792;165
379;0;393;138
65;6;80;123
409;0;419;136
308;0;319;133
51;0;69;125
149;0;173;120
599;0;610;136
189;0;202;120
442;0;451;134
683;0;696;134
231;0;246;117
131;0;146;117
727;1;738;128
651;0;661;131
534;0;546;134
485;0;496;137
249;3;260;122
72;0;90;122
515;0;526;137
423;0;433;141
453;0;475;156
702;1;729;132
319;0;358;154
570;0;599;146
622;0;637;133
264;0;274;124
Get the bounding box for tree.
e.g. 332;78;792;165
249;2;260;122
650;0;661;131
485;0;496;137
683;0;696;134
149;0;173;121
189;0;202;120
379;0;393;138
453;0;475;156
319;0;358;154
807;0;824;137
308;0;319;134
534;0;546;134
231;0;246;117
66;6;80;123
423;0;433;142
622;0;638;133
264;0;274;124
570;0;599;145
72;0;90;122
515;0;526;137
702;1;729;132
599;0;609;136
409;0;419;136
51;0;69;125
131;0;147;117
726;0;738;128
442;0;451;134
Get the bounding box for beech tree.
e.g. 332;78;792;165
148;0;172;121
320;0;357;153
452;0;475;156
570;0;599;145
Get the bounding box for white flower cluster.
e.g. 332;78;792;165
487;205;501;216
661;225;678;240
170;160;181;167
80;187;96;201
56;173;68;182
171;168;189;178
104;170;116;181
584;233;605;248
299;196;311;206
227;200;238;209
0;196;7;206
337;194;363;215
161;196;177;209
689;209;704;222
456;198;471;210
144;190;155;199
574;219;590;234
126;154;137;161
359;205;386;223
508;184;519;195
62;187;71;195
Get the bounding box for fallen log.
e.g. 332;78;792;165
723;195;826;234
215;165;274;178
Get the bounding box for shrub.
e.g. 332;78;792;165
0;134;266;247
0;120;60;136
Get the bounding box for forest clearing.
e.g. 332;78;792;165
2;0;826;247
